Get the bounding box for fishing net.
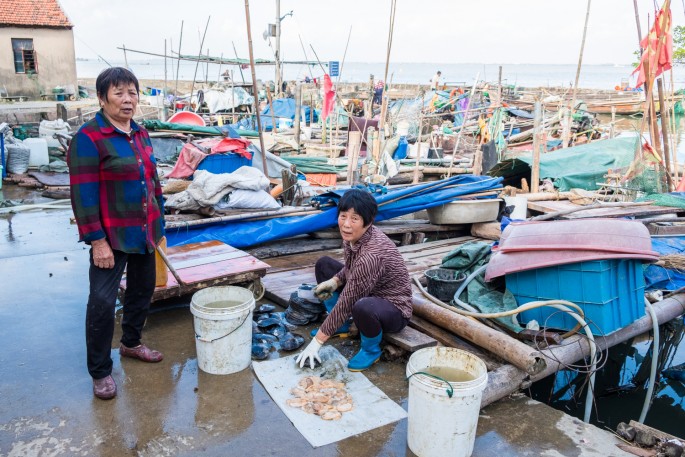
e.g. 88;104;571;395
623;162;669;197
639;192;685;209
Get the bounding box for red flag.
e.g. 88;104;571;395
633;0;672;87
321;74;335;120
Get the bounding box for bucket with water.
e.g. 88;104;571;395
406;347;488;457
190;286;255;375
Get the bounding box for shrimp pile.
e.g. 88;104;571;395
285;376;354;421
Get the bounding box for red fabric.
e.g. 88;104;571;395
166;137;252;179
677;175;685;192
633;0;672;87
322;74;336;120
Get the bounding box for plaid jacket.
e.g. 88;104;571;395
68;111;164;254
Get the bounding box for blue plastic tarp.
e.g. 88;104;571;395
644;236;685;290
166;175;503;248
260;98;315;131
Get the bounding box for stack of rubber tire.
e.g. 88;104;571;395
285;292;325;325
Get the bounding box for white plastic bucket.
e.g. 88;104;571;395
406;347;488;457
190;286;255;375
503;196;528;220
24;138;49;167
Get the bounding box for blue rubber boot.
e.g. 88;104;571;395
310;292;351;338
347;331;383;371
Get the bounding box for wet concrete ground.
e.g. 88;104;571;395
0;187;634;456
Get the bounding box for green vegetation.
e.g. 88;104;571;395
674;25;685;64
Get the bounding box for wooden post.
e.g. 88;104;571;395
293;83;302;150
610;105;616;138
244;0;268;176
531;100;542;193
76;108;83;125
346;130;361;184
56;103;67;121
266;85;278;134
657;78;674;191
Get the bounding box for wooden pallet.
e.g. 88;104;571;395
120;240;270;301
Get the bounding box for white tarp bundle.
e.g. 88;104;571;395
164;166;269;211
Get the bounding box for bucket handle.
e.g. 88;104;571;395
406;372;454;398
194;312;250;343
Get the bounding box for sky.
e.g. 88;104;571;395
57;0;683;66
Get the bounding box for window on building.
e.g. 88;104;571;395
12;39;38;74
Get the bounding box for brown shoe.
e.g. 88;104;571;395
119;344;164;363
93;375;117;400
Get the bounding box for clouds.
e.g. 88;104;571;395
58;0;680;65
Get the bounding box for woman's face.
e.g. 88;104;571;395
338;208;369;244
100;82;138;125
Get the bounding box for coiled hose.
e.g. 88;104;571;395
414;269;599;423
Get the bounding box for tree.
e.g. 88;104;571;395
674;25;685;64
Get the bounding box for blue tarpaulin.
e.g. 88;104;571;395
166;175;503;248
645;236;685;291
260;98;316;131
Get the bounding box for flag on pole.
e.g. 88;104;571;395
633;0;673;87
321;74;335;121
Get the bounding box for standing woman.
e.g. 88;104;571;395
68;67;165;400
296;189;413;371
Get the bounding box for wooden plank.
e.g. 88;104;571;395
383;326;437;352
120;240;270;301
527;199;683;219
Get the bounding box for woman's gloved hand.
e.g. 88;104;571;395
296;337;323;369
314;277;339;301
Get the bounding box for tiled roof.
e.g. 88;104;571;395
0;0;73;28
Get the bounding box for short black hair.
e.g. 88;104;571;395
96;67;139;101
338;189;378;227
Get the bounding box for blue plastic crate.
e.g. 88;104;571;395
197;153;252;175
507;259;645;335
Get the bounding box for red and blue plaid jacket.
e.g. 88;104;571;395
67;111;165;254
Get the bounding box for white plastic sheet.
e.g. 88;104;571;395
252;346;407;448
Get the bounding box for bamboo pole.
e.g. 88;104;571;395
412;109;424;184
163;39;168;122
562;0;591;148
166;206;319;230
232;41;245;83
531;101;542;193
657;78;674;191
244;0;268;175
446;75;479;177
189;16;211;111
174;21;184;99
374;0;398;174
411;291;546;375
669;69;680;185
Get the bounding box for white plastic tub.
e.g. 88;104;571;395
427;199;501;225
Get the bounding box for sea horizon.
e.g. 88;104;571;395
77;58;685;90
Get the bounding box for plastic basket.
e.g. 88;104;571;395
507;259;645;335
